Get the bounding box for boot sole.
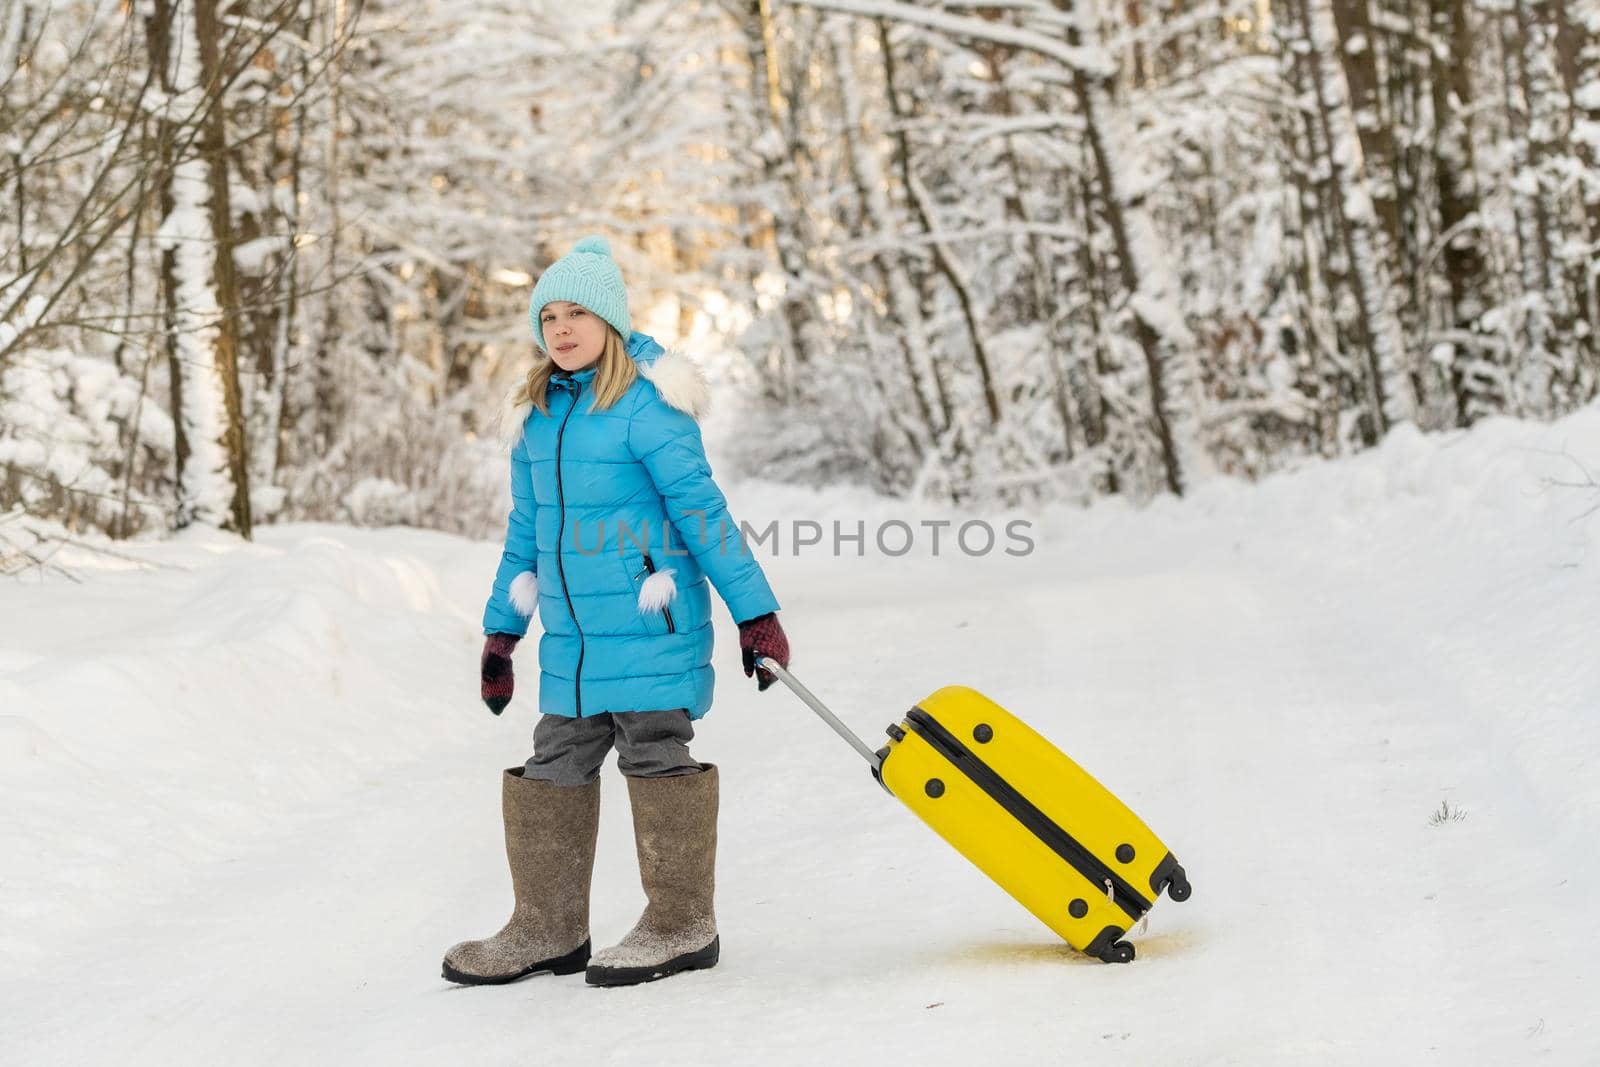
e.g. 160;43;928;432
585;936;720;988
442;937;591;986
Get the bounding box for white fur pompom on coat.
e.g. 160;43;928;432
508;571;539;617
637;568;678;613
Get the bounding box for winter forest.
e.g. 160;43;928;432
3;0;1599;546
12;3;1600;1058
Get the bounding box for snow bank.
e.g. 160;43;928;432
6;406;1600;1062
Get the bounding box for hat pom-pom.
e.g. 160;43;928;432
572;234;611;257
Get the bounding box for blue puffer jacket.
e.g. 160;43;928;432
482;332;779;719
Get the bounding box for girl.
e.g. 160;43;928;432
442;235;791;988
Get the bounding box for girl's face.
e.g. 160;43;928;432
541;301;607;371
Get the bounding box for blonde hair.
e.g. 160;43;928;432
517;327;638;415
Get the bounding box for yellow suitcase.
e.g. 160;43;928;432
760;661;1191;963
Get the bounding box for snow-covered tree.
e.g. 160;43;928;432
6;0;1600;539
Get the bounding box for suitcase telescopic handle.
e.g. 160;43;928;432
755;657;884;773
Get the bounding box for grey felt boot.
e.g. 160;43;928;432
586;765;720;987
442;768;599;985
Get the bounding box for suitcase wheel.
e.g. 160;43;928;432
1099;941;1136;964
1167;868;1192;902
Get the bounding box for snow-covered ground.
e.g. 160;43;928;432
5;411;1600;1065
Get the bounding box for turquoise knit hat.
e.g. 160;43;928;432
528;235;631;351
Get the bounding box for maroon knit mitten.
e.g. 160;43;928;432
738;612;789;692
480;632;521;715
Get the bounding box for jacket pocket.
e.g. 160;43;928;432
628;553;678;635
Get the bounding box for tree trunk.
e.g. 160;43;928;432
981;45;1081;461
1428;0;1498;423
826;17;937;456
1523;0;1598;398
872;18;957;435
745;0;817;397
144;0;191;515
1072;149;1120;493
193;0;252;537
1328;0;1405;262
265;11;312;486
1054;0;1198;496
1552;1;1600;246
146;0;250;535
1330;0;1447;420
1284;0;1415;442
876;18;1002;426
1550;0;1600;391
313;0;349;457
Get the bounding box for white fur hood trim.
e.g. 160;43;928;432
497;381;532;450
496;347;710;450
638;348;710;420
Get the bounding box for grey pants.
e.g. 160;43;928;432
523;710;700;786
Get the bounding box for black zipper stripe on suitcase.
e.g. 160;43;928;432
904;708;1150;922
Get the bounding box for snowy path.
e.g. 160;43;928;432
5;419;1600;1064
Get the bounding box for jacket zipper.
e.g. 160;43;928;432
554;378;584;716
904;708;1150;922
642;553;676;634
